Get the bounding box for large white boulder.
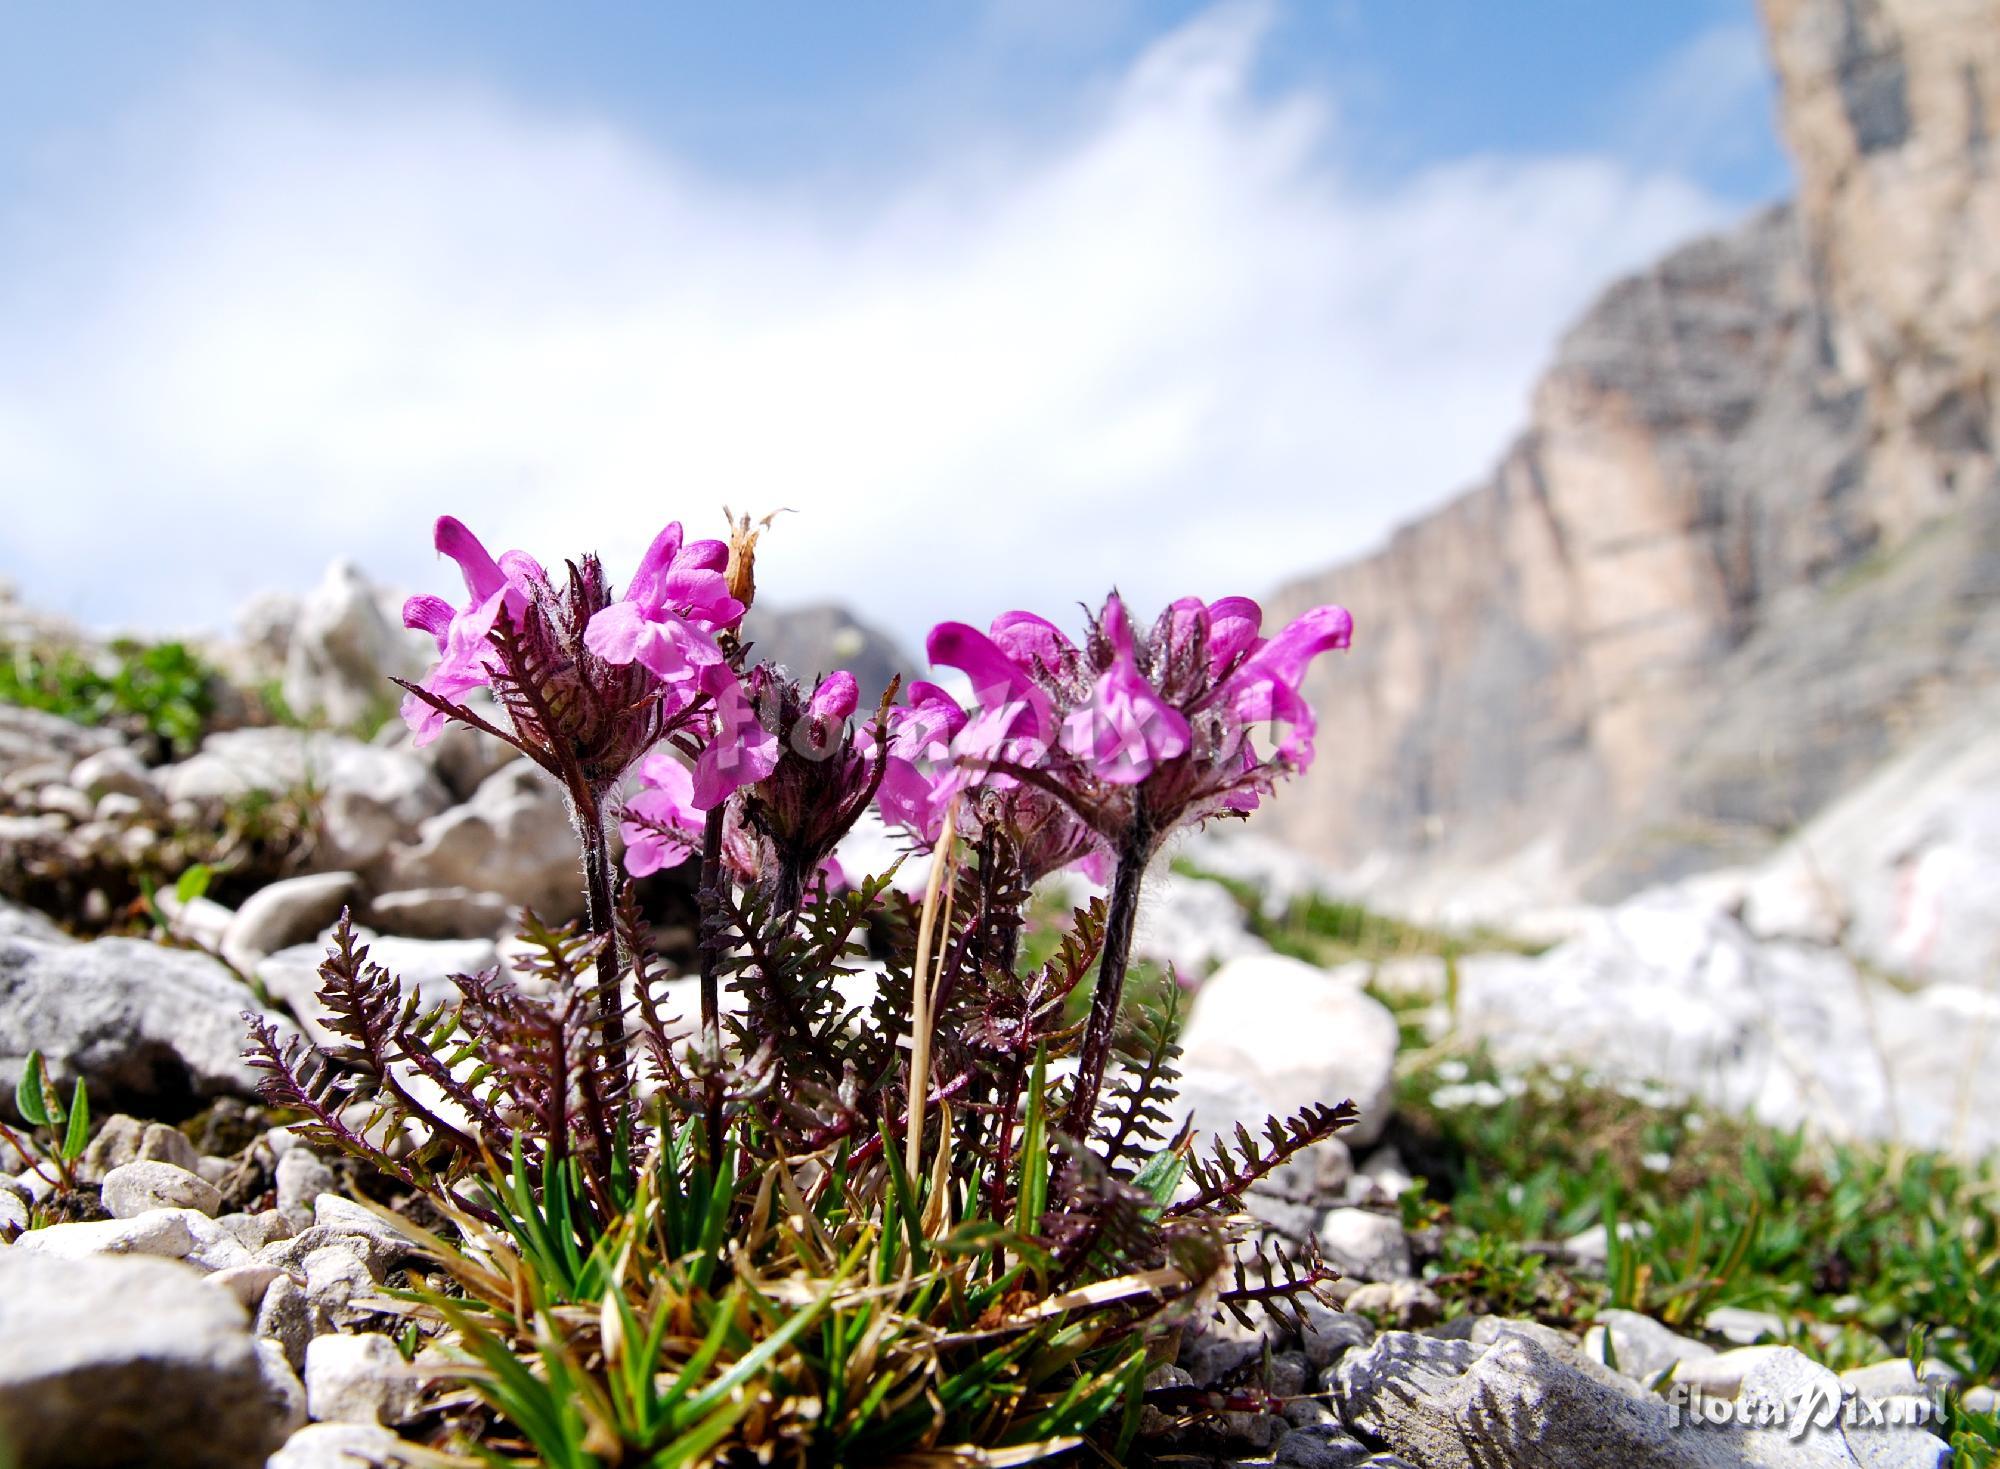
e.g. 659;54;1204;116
387;760;582;920
1740;692;2000;988
1177;953;1399;1146
1448;888;2000;1155
1132;871;1269;979
280;559;428;729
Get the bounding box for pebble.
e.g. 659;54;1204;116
100;1160;222;1219
275;1148;337;1231
8;1208;197;1262
303;1333;422;1425
266;1421;405;1469
207;1262;288;1310
1317;1207;1413;1282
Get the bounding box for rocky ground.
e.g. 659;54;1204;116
0;571;1978;1467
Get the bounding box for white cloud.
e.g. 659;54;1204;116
0;3;1736;652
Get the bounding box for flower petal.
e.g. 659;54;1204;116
927;621;1051;737
1204;596;1264;670
809;671;859;723
434;516;508;602
402;595;455;648
583;600;651;666
989;611;1073;671
626;522;685;606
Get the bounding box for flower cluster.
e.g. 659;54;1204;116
620;667;886;911
400;514;1350;1129
868;591;1352;1125
266;513;1360;1467
402;517;1348;893
877;592;1352;866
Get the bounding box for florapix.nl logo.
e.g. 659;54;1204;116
1665;1377;1948;1439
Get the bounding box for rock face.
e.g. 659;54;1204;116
1260;0;2000;911
0;1251;290;1468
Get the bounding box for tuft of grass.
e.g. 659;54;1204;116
1171;859;1543;970
1392;1047;2000;1390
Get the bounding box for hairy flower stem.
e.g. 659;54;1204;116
697;802;728;1175
572;791;629;1082
1066;831;1150;1136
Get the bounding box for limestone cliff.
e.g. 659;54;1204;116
1260;0;2000;908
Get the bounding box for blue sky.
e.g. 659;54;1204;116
1;0;1790;644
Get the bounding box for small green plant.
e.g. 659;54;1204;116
242;514;1363;1464
1;1050;90;1197
0;638;219;754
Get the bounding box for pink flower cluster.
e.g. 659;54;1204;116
873;592;1351;868
399;515;775;827
402;516;1350;888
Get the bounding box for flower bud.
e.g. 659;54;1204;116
723;506;786;615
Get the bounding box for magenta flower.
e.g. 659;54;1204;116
873;679;1110;886
691;667;781;810
400;517;548;745
395;515;749;800
728;666;889;913
925;591;1352;855
583;522;742;687
874;680;968;844
620;751;703;876
924;591;1351;1135
1060;596;1190;785
808;670;859;723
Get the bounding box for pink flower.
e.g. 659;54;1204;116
1060;595;1190;785
919;592;1351;856
1207;603;1354;766
691;668;781;810
620;751;703;876
875;680;967;844
808;670;859;722
873;679;1109;884
583;522;743;686
925;621;1056;743
400;517;548;746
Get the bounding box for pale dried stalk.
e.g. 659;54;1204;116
905;797;962;1185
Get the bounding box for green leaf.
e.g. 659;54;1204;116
1014;1045;1050;1241
15;1051;51;1129
1131;1146;1185;1209
174;863;212;906
59;1078;89;1161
